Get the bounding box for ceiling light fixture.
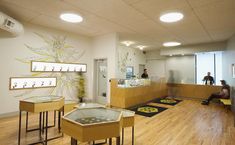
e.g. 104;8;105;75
121;41;134;46
163;42;181;47
137;45;146;50
160;12;184;23
60;13;83;23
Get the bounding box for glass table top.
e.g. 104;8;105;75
22;95;63;103
74;103;135;117
112;108;135;117
64;107;121;125
75;102;105;109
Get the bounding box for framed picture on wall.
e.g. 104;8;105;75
232;64;235;78
126;66;134;79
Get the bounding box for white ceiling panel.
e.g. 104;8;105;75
0;1;40;22
193;0;235;40
30;15;98;36
65;0;148;22
186;0;222;8
130;0;189;19
0;0;235;50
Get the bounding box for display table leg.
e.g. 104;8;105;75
39;112;42;139
18;111;22;145
116;136;120;145
45;111;48;145
132;126;134;145
109;138;112;145
54;110;56;127
42;112;45;134
58;110;61;132
26;112;28;132
121;128;124;145
71;137;77;145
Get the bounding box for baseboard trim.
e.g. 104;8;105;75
0;111;19;119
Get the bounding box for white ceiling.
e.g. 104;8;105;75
0;0;235;50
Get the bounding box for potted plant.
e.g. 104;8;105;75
77;71;85;103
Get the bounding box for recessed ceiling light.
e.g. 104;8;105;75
60;13;83;23
163;42;181;47
121;41;134;46
160;12;184;23
137;45;146;50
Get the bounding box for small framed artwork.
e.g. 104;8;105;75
126;66;134;79
232;64;235;78
31;61;87;72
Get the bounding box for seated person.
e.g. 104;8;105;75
202;80;230;105
203;72;214;85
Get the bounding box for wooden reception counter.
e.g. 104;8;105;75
110;79;167;108
167;83;222;99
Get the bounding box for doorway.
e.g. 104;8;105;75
139;64;145;78
94;59;108;104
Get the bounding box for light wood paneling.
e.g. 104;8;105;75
110;79;167;108
168;83;222;99
122;116;134;128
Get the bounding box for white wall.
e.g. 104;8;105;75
146;59;166;79
0;23;92;115
160;41;227;56
223;35;235;85
145;50;166;80
91;33;118;103
116;45;146;78
222;34;235;110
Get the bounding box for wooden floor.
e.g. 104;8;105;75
0;100;234;145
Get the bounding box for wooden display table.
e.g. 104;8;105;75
74;103;135;145
62;107;122;145
18;96;64;145
114;108;135;145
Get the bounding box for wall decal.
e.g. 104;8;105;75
14;33;86;100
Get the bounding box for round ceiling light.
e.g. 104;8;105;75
121;41;134;46
160;12;184;23
60;13;83;23
163;42;181;47
137;45;146;50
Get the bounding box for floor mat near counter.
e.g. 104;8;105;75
152;98;182;106
129;104;167;117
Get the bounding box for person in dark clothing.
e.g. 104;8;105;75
141;69;149;79
202;72;215;85
202;80;230;105
203;72;214;85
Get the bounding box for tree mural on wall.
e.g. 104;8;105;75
15;33;86;101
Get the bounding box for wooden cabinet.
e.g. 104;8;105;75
110;79;167;108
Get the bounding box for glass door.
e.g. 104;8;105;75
94;59;107;104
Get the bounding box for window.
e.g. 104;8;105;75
195;52;222;85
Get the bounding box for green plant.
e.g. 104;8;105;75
77;71;85;102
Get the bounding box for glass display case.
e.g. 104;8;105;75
22;95;63;103
117;78;151;88
65;107;121;125
61;107;122;143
